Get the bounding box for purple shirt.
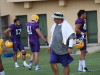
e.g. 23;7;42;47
26;22;39;42
75;19;87;38
8;24;22;41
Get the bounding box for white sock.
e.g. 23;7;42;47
0;71;5;75
81;60;86;69
78;60;82;71
23;61;27;65
35;64;39;69
15;62;18;65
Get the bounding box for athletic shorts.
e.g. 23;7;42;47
80;39;87;51
29;41;40;52
50;51;74;67
13;41;25;52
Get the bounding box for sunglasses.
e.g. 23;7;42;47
31;20;35;21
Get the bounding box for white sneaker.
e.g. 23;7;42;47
78;69;83;72
78;68;83;72
35;67;41;71
23;63;29;67
15;63;19;68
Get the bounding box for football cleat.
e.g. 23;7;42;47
78;69;83;72
35;67;42;71
15;63;19;68
23;63;29;67
83;67;91;72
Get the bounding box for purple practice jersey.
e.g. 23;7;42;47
26;22;39;42
75;19;87;38
8;24;22;41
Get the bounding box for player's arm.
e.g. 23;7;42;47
75;23;82;34
68;39;73;54
75;23;87;35
68;34;75;54
35;28;47;41
4;28;12;38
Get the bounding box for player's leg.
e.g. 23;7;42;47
80;50;91;72
34;52;41;70
30;53;35;62
13;52;19;68
21;50;29;67
61;54;73;75
34;52;39;64
80;50;86;60
13;52;17;62
51;64;59;75
78;50;86;72
21;50;26;61
79;39;90;72
33;43;41;70
29;53;35;66
64;65;70;75
78;38;86;71
50;51;60;75
78;50;86;71
13;42;19;68
19;42;28;67
0;56;5;75
28;42;35;70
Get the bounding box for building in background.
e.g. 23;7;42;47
0;0;100;46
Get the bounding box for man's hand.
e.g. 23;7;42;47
4;28;12;38
84;32;87;35
48;47;52;53
68;48;72;54
9;37;13;41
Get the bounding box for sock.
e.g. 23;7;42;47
23;61;27;65
81;60;86;69
78;60;82;71
29;61;33;66
0;71;5;75
15;62;18;65
35;64;39;69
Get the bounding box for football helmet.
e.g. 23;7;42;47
0;39;4;46
5;40;13;48
0;39;4;54
74;39;84;49
31;15;39;23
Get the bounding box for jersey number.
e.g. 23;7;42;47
27;26;32;34
16;29;21;35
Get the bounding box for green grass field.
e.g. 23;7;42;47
2;48;100;75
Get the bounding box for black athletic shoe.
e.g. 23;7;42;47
83;67;91;72
28;65;32;70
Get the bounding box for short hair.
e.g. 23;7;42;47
77;10;86;18
14;18;19;23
